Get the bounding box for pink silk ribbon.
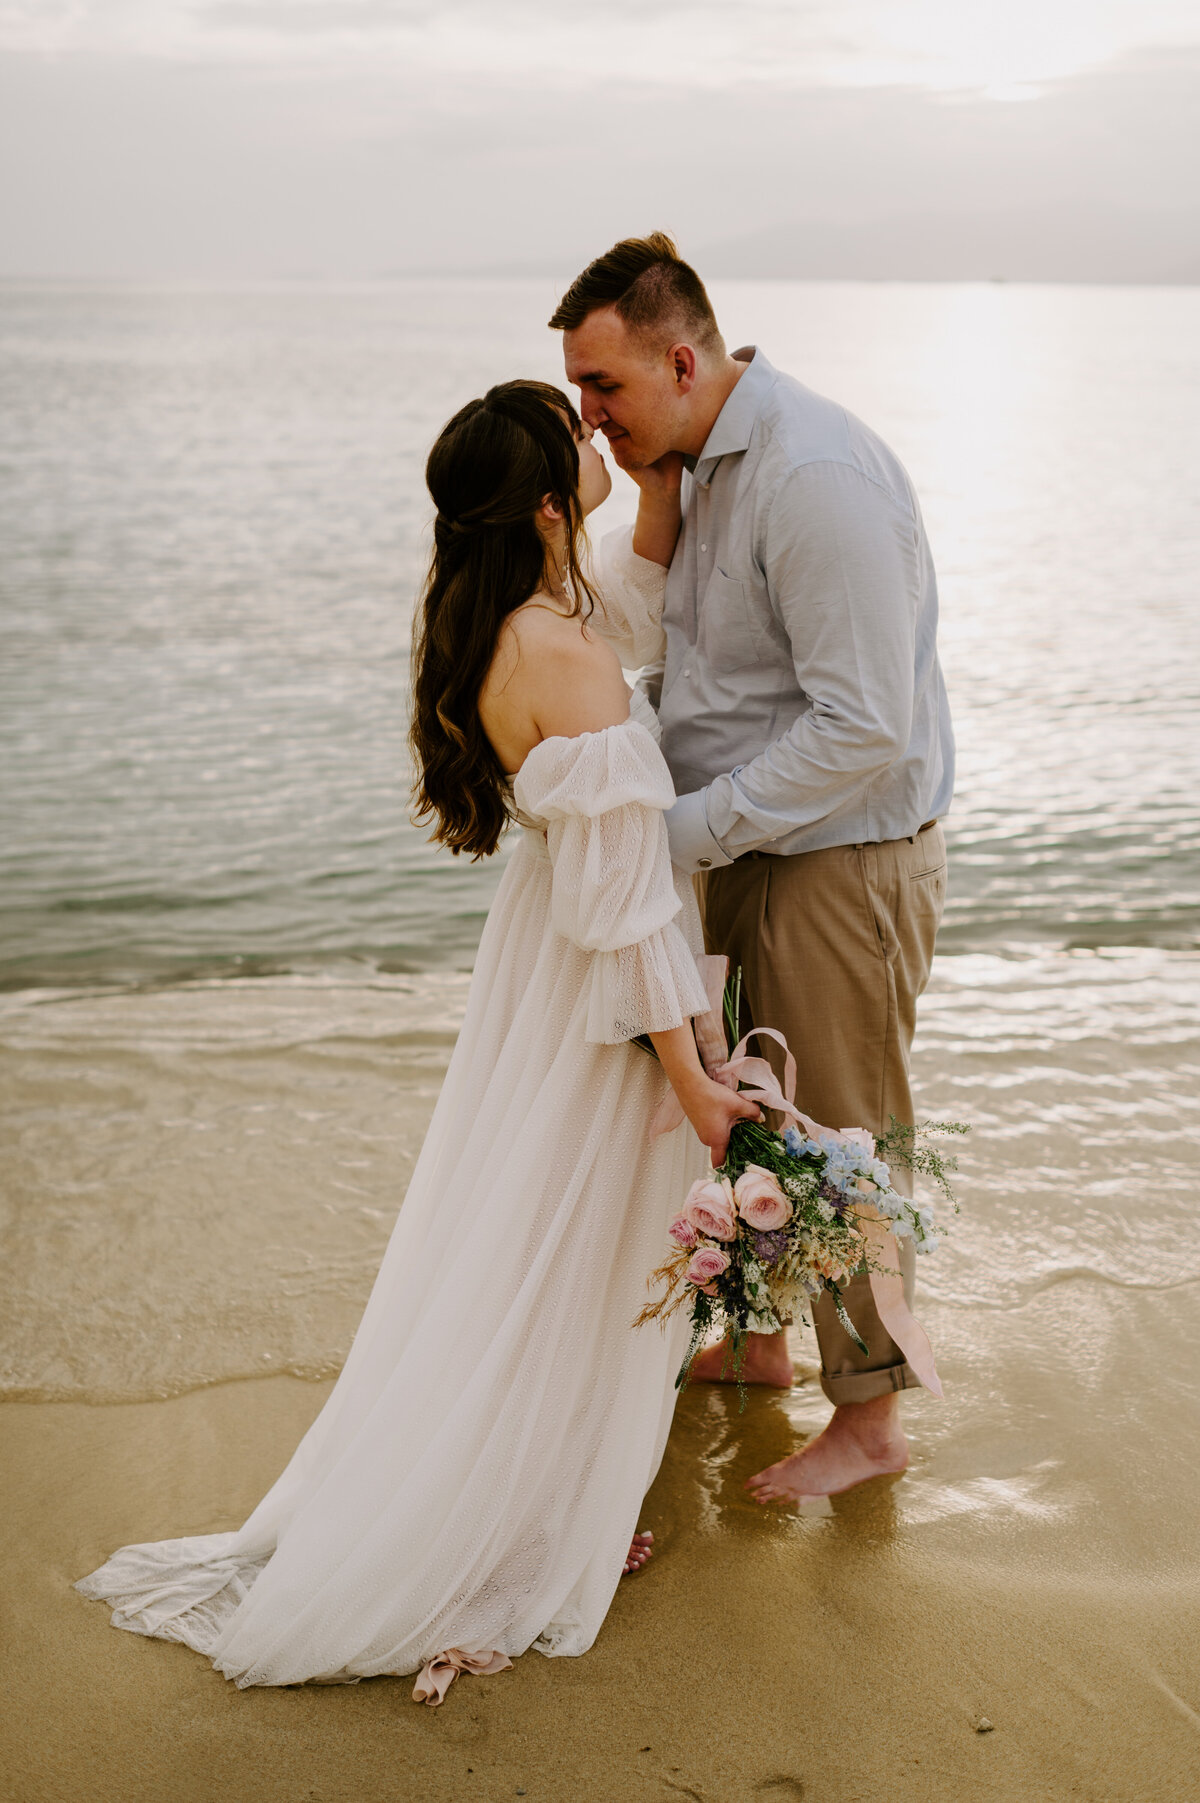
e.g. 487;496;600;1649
412;1646;512;1707
649;987;943;1397
855;1206;944;1400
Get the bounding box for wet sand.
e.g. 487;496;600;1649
6;1275;1200;1803
3;954;1200;1800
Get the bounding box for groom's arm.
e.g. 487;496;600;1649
665;460;920;871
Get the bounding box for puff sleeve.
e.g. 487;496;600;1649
512;720;709;1044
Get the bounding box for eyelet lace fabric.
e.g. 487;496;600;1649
76;637;709;1692
588;528;670;669
513;713;709;1044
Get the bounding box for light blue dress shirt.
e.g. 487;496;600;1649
651;347;955;873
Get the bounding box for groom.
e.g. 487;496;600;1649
551;234;954;1503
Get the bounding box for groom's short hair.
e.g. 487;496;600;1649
549;233;724;358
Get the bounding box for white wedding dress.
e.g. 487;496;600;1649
76;533;710;1696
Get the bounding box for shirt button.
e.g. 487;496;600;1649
697;857;712;869
700;542;707;552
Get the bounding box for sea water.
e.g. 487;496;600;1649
1;280;1197;1400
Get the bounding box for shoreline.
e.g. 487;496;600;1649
3;949;1199;1797
5;947;1199;1406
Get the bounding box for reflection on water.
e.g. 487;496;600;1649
911;948;1200;1303
2;948;1197;1404
1;281;1197;987
0;973;470;1401
649;1272;1200;1578
2;285;1198;1612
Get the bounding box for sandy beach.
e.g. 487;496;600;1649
5;1287;1200;1803
3;954;1199;1802
4;269;1198;1803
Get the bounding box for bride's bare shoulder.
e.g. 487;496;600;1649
490;602;623;697
481;601;630;748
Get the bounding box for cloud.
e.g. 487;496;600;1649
196;1;442;30
10;1;1198;96
0;19;1196;279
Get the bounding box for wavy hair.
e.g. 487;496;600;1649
409;380;599;860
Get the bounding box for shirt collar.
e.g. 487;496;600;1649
685;345;774;487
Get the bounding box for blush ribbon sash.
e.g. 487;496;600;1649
649;963;942;1398
412;1646;512;1706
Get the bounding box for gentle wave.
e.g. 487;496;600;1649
2;949;1197;1404
928;1267;1200;1307
2;280;1199;990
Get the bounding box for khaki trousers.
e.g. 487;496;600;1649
698;823;946;1405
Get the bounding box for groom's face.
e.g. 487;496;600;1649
563;309;683;472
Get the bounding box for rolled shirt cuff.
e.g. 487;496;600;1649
664;789;734;874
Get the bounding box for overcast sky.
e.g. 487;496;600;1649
2;0;1197;281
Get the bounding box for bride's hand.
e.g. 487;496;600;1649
630;452;685;567
647;1022;761;1162
680;1074;762;1165
628;449;685;504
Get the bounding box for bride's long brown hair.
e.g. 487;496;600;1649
409;380;600;860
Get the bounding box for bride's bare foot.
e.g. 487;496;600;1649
689;1328;794;1388
622;1530;653;1575
746;1394;909;1504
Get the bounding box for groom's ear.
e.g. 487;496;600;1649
668;343;699;393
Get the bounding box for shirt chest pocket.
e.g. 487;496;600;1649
697;569;771;674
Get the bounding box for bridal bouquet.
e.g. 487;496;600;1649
637;968;965;1397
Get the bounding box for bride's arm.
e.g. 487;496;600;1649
649;1022;761;1165
587;456;683;671
517;630;756;1162
629;452;684;568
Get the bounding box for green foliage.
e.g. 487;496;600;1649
876;1116;967;1210
675;1292;714;1390
826;1278;870;1356
717;1116;789;1182
722;965;743;1049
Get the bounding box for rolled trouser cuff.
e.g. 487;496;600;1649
819;1359;922;1407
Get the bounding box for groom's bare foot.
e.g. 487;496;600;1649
622;1530;653;1575
745;1394;909;1504
689;1328;794;1387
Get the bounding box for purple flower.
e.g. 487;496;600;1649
751;1229;789;1267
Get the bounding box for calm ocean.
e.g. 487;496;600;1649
2;279;1199;1403
2;279;1197;989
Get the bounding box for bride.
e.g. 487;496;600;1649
76;379;758;1704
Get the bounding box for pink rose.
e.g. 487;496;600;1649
683;1177;738;1242
838;1127;877;1158
668;1213;698;1248
685;1246;730;1290
733;1165;792;1232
